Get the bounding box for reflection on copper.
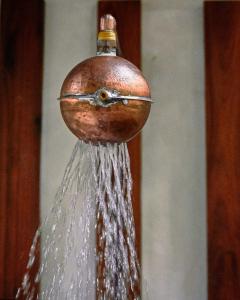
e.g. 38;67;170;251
60;56;151;143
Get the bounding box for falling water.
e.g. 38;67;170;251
16;141;140;300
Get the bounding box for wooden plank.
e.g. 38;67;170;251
0;0;44;298
98;0;142;261
205;2;240;299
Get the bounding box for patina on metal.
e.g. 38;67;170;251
59;15;151;143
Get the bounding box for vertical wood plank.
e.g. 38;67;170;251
98;0;142;262
205;2;240;299
0;0;44;298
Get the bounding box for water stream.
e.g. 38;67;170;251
16;141;140;300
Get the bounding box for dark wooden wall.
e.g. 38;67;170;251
0;0;43;298
98;0;142;260
0;0;140;298
205;2;240;299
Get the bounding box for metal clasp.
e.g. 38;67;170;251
58;88;153;107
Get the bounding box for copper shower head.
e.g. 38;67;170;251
59;15;152;143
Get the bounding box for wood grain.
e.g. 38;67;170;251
0;0;44;298
98;0;142;262
205;2;240;299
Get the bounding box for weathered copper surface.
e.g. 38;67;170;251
60;55;151;143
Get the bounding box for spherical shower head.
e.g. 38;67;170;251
59;16;152;143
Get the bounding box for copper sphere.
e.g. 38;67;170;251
60;55;151;143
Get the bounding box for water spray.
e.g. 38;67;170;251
17;14;151;300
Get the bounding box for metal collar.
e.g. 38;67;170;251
58;87;153;107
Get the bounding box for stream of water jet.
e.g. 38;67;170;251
16;141;140;300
